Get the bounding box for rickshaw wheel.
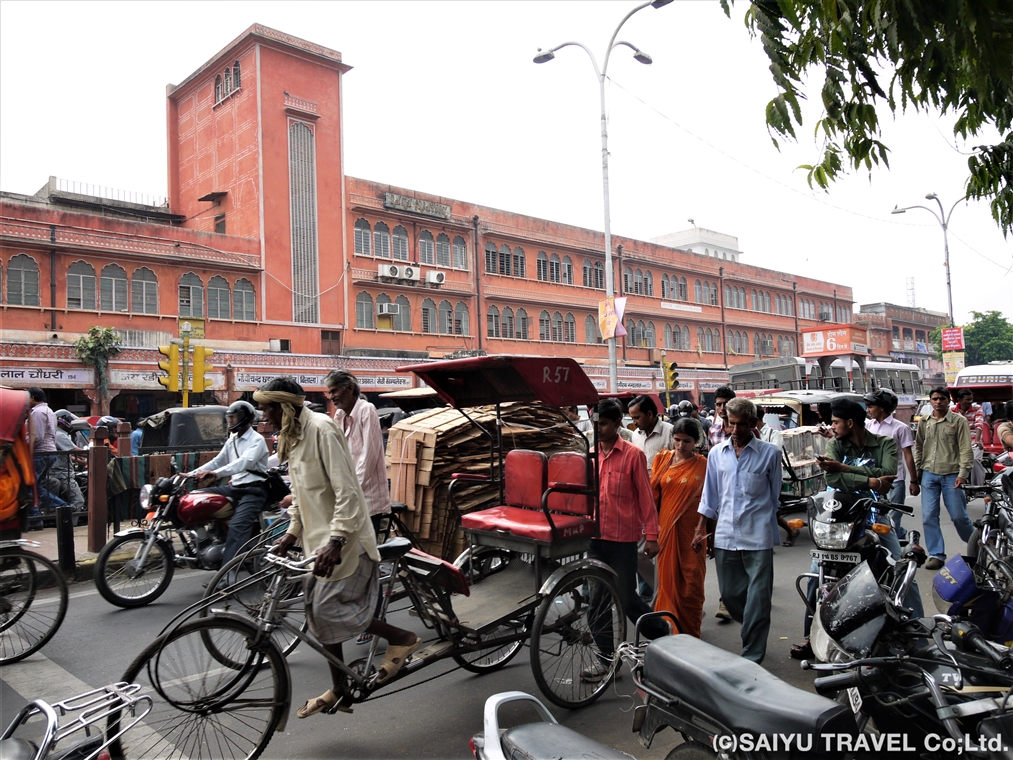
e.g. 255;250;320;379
529;565;624;709
452;619;526;673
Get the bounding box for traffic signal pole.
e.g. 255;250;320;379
181;335;190;408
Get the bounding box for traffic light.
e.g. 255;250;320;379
663;360;680;390
157;344;180;392
191;345;214;392
191;345;215;393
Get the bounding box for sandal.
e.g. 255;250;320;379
376;636;423;685
789;640;813;660
297;690;337;719
782;526;800;547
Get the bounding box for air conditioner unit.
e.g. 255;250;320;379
426;270;446;285
819;310;832;322
399;265;420;282
378;264;399;279
377;303;401;316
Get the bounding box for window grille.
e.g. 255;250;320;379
438;300;453;334
515;308;529;340
354;219;372;255
100;264;128;313
234;278;256;320
452;237;468;270
485;243;498;274
502;307;514;339
207;276;231;319
233;60;241;89
549;254;561;283
419;231;435;265
564;313;575;343
487;305;501;338
130;267;159;314
7;254;40;306
583;260;593;288
587;315;601;344
537;252;548;281
179;272;203;317
454;302;469;335
644;271;653;296
513;247;525;278
421;298;436;333
499;244;512;276
436;234;451;267
551;312;563;342
561;256;573;286
594;262;605;290
356;292;374;329
289;122;319;323
539;310;551;341
67;261;96;310
373;222;391;259
394;295;411;332
392;226;409;261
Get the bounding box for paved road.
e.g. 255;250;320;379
1;494;981;759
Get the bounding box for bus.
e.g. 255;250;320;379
729;357;924;421
951;362;1013;454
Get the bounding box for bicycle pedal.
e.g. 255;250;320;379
325;700;353;715
407;641;453;667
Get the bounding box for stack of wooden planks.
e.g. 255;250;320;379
385;402;585;560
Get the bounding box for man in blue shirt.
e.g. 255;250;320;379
694;397;781;663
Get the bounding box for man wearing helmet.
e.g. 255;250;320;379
864;388;917;542
187;400;270;564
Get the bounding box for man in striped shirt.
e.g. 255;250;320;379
584;398;667;681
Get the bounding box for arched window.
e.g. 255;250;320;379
536;251;549;281
100;264;128;313
435;233;451;268
549;253;561;283
438;299;454;334
645;321;656;347
454;301;469;335
234;278;256;320
206;275;231;319
515;308;529;340
418;231;435;265
215;74;222;102
583;259;593;288
644;270;654;297
764;291;771;312
727;331;736;353
697;327;705;352
502;307;515;338
664;323;673;349
662;274;670;300
633;268;643;295
233;60;241;89
421;298;437;333
421;297;437;332
487;305;501;338
539;310;551;341
513;247;526;277
354;218;372;255
373;222;391;259
395;295;411;332
564;313;576;342
355;291;374;329
485;242;498;273
453;236;468;270
711;283;718;306
551;311;563;342
499;244;512;276
67;260;96;310
392;225;409;261
586;314;601;344
724;284;732;308
694;279;702;302
223;67;232;96
594;261;605;290
376;293;392;328
624;266;633;294
7;254;40;306
131;267;158;314
627;319;638;346
741;333;750;355
561;256;573;285
178;271;203;316
750;289;757;311
705;328;714;353
681;325;690;350
679;276;688;301
754;332;761;358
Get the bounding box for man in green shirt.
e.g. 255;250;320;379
818;399;898;499
913;386;974;570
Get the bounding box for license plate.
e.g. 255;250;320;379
847;687;862;713
810;549;861;564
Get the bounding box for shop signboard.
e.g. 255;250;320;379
0;366;93;387
802;327;869;357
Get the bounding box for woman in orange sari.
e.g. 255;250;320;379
651;417;708;637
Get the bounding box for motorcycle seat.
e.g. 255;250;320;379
644;635;857;737
501;723;632;760
377;536;412;561
0;738;38;760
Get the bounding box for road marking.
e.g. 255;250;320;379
30;570;206;605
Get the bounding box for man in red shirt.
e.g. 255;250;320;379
585;398;668;681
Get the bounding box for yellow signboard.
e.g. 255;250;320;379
179;318;206;340
599;298;618;341
943;351;965;384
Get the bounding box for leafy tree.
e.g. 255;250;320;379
74;326;122;413
930;310;1013;364
728;0;1013;235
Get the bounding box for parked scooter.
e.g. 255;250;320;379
94;469;288;608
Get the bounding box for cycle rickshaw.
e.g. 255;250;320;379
113;356;625;760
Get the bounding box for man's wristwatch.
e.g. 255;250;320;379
329;536;347;548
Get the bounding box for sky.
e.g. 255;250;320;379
1;0;1009;327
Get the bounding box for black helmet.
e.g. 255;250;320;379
226;400;256;433
863;388;898;416
678;400;695;417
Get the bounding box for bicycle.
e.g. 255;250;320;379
0;539;68;665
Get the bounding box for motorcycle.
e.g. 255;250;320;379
94;469;289;608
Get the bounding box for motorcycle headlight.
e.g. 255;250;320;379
811;607;853;664
140;484;152;510
811;520;854;550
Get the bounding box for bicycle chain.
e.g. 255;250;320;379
361;636;462;701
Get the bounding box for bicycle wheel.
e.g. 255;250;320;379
0;548;68;664
529;565;624;709
453;619;526;673
95;534;174;608
110;616;289;760
200;548;307;658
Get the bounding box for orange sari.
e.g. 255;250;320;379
650;450;707;637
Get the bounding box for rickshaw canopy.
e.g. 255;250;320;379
0;388;31;443
397;355;599;409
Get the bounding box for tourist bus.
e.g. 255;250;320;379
950;362;1013;453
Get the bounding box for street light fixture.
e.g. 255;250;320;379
891;193;964;327
534;0;670;392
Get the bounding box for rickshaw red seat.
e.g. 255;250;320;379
547;451;591;515
503;450;547;508
461;506;595;541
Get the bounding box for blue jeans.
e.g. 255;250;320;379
887;479;907;540
920;471;973;560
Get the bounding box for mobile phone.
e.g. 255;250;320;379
816;455;826;461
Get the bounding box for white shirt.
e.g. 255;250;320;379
333;397;390;517
631;417;674;472
865;415;915;481
758;425;783;449
197;427;270;486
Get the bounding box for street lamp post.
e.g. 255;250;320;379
892;193;963;327
535;0;673;392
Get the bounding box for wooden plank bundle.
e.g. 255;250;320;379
385;402;585;560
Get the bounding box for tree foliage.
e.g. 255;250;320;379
74;326;122;410
930;310;1013;364
727;0;1013;235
